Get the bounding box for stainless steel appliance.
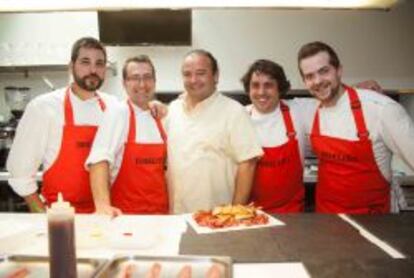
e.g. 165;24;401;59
0;86;32;169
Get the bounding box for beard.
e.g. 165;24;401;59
311;81;341;104
73;73;104;92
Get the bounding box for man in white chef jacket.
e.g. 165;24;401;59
297;41;414;214
7;37;118;213
166;49;263;213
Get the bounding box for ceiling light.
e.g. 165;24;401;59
0;0;402;13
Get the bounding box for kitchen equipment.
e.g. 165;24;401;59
4;86;31;127
97;255;232;278
0;124;14;169
0;255;107;278
0;86;32;169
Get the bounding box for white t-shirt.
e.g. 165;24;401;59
7;86;119;196
86;101;164;182
166;91;264;214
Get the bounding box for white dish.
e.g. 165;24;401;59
185;211;285;234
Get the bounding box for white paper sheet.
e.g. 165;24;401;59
185;212;285;234
0;214;187;258
234;263;311;278
105;215;187;256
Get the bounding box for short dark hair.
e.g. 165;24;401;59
297;41;341;76
184;49;219;75
122;55;156;80
241;59;291;98
71;37;107;63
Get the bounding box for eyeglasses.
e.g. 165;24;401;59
125;74;154;83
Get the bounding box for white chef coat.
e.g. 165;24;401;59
246;98;317;163
6;87;119;197
166;91;264;214
85;101;164;182
302;88;414;182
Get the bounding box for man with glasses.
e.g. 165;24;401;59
86;55;168;216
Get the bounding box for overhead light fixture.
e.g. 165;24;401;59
0;0;402;13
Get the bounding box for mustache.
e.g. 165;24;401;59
84;74;101;80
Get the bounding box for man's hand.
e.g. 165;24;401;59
95;203;122;218
149;100;168;119
23;193;46;213
354;80;383;93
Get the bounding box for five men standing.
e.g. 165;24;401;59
6;37;414;215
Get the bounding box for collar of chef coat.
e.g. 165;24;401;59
128;100;150;114
179;90;219;114
68;85;103;105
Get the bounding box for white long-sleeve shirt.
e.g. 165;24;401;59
302;88;414;181
246;98;317;163
85;101;164;182
6;87;119;197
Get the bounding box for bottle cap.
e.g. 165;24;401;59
49;192;74;214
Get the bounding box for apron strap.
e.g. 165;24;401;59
96;94;106;111
280;100;297;140
127;100;136;142
311;85;370;141
345;85;370;140
311;108;321;136
154;116;167;143
64;87;106;125
64;87;74;125
126;100;167;143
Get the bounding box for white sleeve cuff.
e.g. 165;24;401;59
85;148;114;171
8;177;39;197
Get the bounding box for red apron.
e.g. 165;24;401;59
42;87;106;213
250;101;305;213
111;101;169;214
311;85;390;214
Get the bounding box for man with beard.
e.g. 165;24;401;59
298;41;414;214
86;55;168;216
7;37;118;213
242;59;382;213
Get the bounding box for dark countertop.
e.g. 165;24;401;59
180;213;414;277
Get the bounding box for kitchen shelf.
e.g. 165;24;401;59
0;64;67;75
0;62;118;77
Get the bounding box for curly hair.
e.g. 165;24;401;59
241;59;291;98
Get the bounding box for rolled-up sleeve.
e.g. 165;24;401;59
6;100;49;196
85;103;128;170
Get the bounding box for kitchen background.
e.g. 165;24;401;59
0;2;413;174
